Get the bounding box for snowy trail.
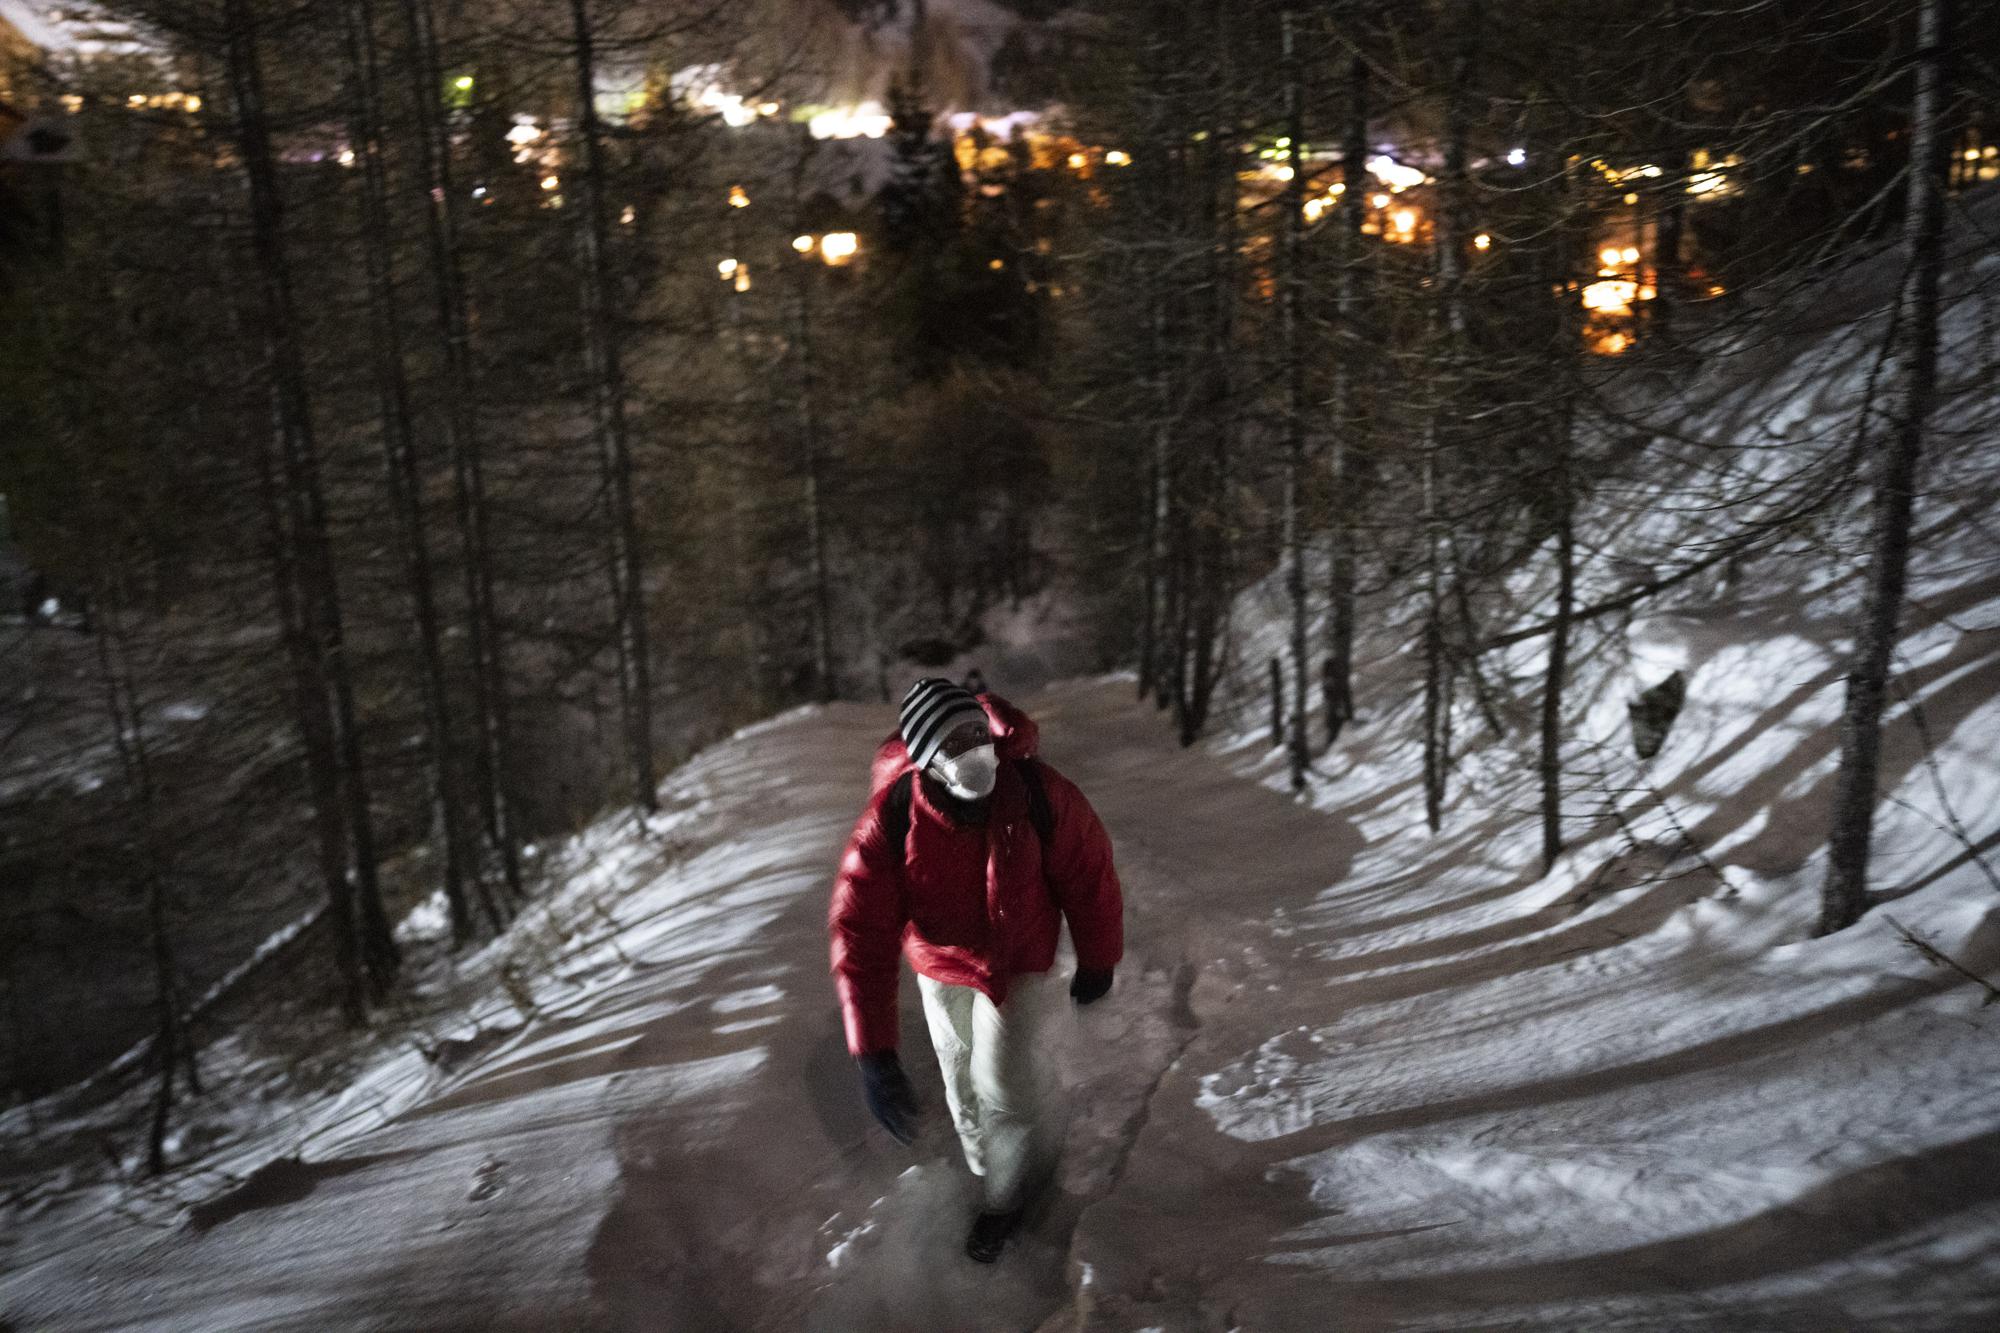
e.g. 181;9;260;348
6;667;1998;1331
0;677;1351;1331
578;676;1365;1332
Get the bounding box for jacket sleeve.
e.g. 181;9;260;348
828;788;909;1056
1038;765;1123;973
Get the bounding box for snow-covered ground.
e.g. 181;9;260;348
5;637;1996;1330
6;209;2000;1333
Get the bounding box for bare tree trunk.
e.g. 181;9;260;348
791;129;836;704
568;0;658;813
721;192;766;709
1540;449;1575;873
225;0;378;1018
1177;0;1234;748
1821;0;1952;934
1139;297;1170;703
1649;0;1691;343
89;611;186;1174
396;0;520;913
1280;8;1311;792
1421;0;1480;834
1324;43;1368;751
142;861;180;1176
1169;510;1193;727
340;0;480;944
1269;656;1284;749
1135;25;1175;707
1420;459;1446;832
331;617;397;994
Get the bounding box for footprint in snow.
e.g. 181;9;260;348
468;1156;507;1201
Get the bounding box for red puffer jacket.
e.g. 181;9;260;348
828;698;1123;1057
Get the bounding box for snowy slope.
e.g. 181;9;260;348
1053;202;2000;1329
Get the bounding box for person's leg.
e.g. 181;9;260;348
967;970;1074;1215
917;973;985;1177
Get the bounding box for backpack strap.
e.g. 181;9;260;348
883;760;1053;853
881;769;915;855
1016;758;1056;846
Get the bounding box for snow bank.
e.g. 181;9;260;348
1061;196;2000;1329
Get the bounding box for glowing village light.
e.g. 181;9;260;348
1067;152;1087;169
692;85;759;127
1582;279;1637;313
808;102;893;140
820;231;859;264
620;205;636;225
507;120;541;147
541;175;560;191
1390;208;1417;237
717;257;739;278
1506;147;1526;166
1621;245;1640;264
1371;193;1391;209
1105;149;1132;166
1600;246;1623;268
793;234;815;253
1367;154;1425;191
1473;233;1492;250
453;75;474;92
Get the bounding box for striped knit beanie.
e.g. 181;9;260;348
900;677;987;771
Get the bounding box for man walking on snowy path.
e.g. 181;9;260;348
828;677;1124;1263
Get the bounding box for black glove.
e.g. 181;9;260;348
1070;967;1114;1006
856;1051;919;1144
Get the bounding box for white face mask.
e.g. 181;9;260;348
934;743;999;800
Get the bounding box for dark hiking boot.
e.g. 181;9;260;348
964;1209;1022;1263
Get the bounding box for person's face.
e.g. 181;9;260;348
936;718;993;763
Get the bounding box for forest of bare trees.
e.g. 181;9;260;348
3;0;1995;1174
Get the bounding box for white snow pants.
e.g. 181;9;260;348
917;969;1073;1213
